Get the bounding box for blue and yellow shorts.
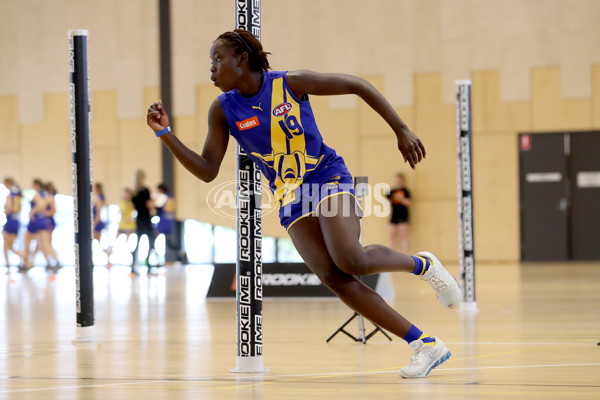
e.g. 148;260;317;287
279;172;363;232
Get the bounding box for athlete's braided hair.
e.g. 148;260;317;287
217;29;271;72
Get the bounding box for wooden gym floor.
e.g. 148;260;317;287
0;261;599;399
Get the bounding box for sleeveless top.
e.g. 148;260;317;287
119;199;136;231
6;192;21;221
218;70;348;206
93;193;105;219
45;193;56;229
28;191;48;231
155;194;175;234
31;191;46;220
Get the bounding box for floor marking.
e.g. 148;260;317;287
3;363;599;394
446;341;594;346
440;362;600;372
0;380;173;394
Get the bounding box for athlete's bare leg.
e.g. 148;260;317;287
23;231;36;268
39;230;58;262
288;215;413;338
316;193;416;276
3;232;25;270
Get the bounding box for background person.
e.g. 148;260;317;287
154;183;175;235
23;179;55;271
2;178;25;273
130;170;158;275
387;172;411;254
43;181;61;271
118;187;136;241
108;187;136;266
92;182;111;266
154;183;177;267
92;182;107;243
104;187;137;269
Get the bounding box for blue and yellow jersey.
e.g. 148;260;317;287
9;192;21;215
164;196;175;214
118;200;136;232
218;70;349;206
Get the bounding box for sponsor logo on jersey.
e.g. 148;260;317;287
236;116;260;131
272;102;292;117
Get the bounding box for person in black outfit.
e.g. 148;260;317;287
388;172;411;254
130;169;158;275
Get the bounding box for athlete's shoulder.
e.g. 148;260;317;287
267;70;287;79
218;89;236;102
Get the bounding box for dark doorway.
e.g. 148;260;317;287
519;131;600;261
519;133;569;261
569;132;600;260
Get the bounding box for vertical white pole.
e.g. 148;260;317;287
456;80;478;313
231;0;268;373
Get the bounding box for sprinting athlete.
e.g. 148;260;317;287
42;181;61;271
146;29;461;378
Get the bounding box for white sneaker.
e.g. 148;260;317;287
415;251;461;310
399;336;452;378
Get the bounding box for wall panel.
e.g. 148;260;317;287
2;0;599;262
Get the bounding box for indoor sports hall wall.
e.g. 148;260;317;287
1;0;599;262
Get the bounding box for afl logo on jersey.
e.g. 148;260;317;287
273;102;292;117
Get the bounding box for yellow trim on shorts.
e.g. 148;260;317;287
316;191;362;214
285;191;364;233
285;210;316;233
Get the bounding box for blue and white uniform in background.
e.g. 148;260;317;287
93;193;105;233
27;192;48;233
155;194;175;235
4;191;21;235
45;194;56;231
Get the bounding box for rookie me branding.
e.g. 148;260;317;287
238;274;263;357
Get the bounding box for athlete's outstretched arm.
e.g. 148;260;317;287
147;99;229;182
286;70;425;169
